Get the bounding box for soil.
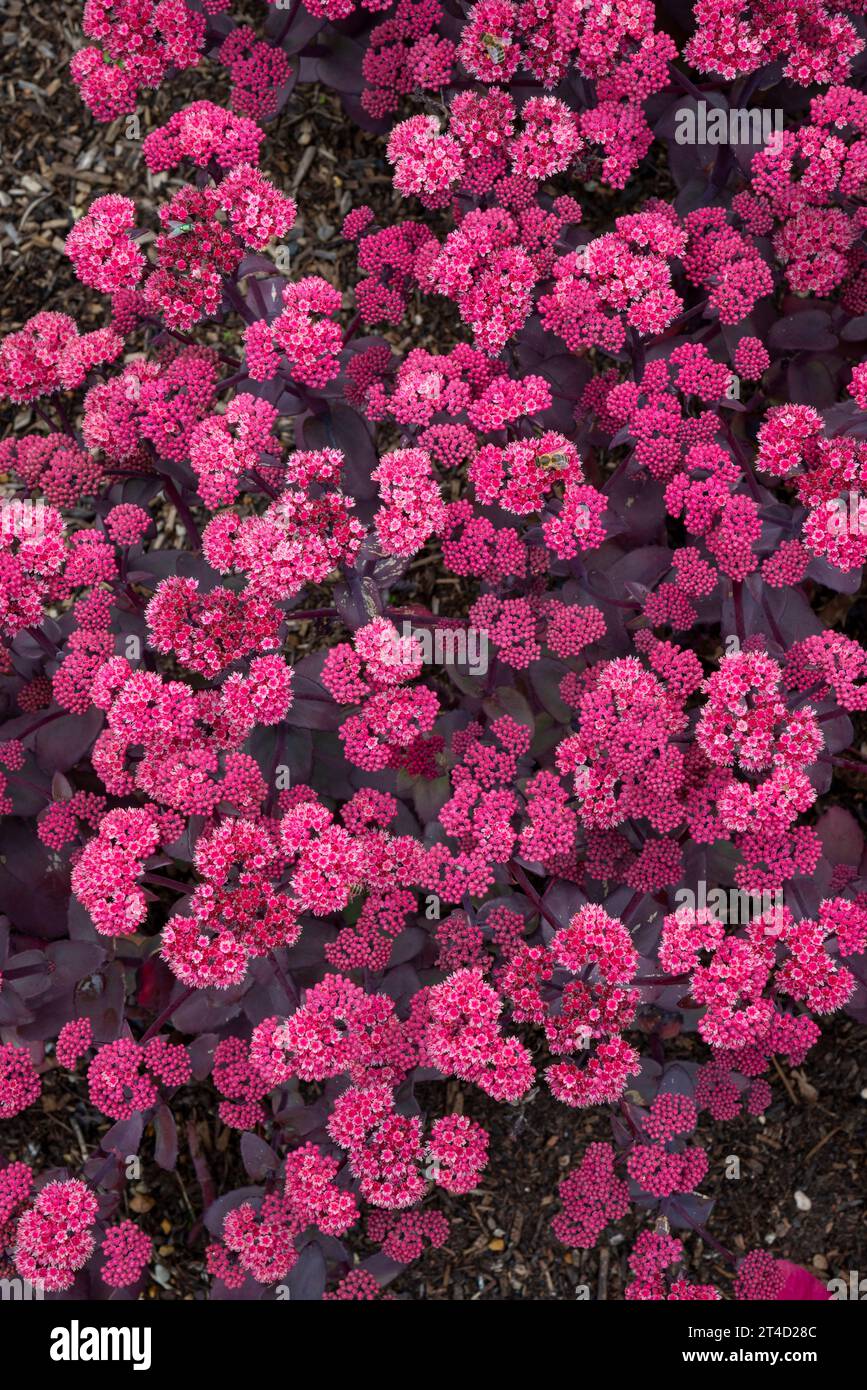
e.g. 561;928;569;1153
401;1021;867;1301
1;0;866;1302
3;1015;864;1301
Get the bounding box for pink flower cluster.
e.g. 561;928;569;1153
86;1036;191;1120
220;27;292;122
4;0;866;1307
72;0;206;121
211;1146;357;1288
0;1043;41;1119
144;171;295;330
539;207;686;354
503;905;641;1107
322;619;442;774
14;1179;98;1292
143;101;266;174
245;277;341;387
100;1221;152;1289
65;195;145;294
0;312;123;404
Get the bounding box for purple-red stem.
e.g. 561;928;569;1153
508;860;563;934
275;0;300;45
140;986;195;1044
163;478;202;551
669;1200;736;1264
732;581;746;646
14;710;65;739
26;625;59;657
142;873;191;893
269;950;300;1009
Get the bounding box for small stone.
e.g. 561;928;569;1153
794;1190;812;1212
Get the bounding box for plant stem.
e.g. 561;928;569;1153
26;625;58;657
669;1199;736;1264
245;467;279;500
385;607;468;628
635;973;690;986
720;417;762;503
163;478;202;551
285;607;337;622
507;860;562;933
275;0;300;45
34;402;62;433
732;581;745;646
13;710;65;739
142;873;191;893
140;986;196;1044
668;63;706;103
269;950;300;1008
620;890;645;927
342;310;362;347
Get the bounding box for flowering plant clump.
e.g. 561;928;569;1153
1;0;866;1306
